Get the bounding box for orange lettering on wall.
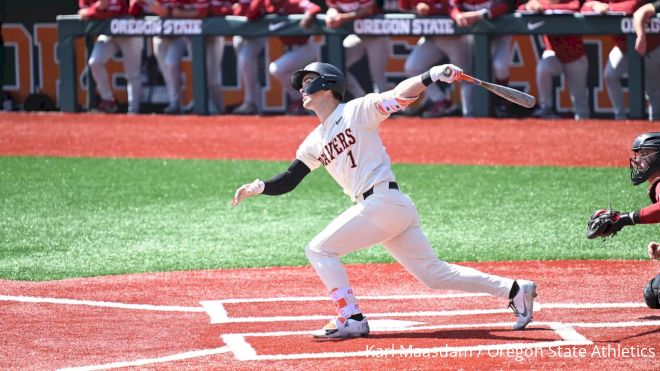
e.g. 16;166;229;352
263;37;285;111
34;25;58;104
2;24;33;105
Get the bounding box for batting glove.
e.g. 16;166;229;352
430;64;463;84
231;179;265;207
648;242;660;260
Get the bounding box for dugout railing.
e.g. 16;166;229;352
56;13;660;118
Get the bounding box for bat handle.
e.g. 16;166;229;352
443;66;463;81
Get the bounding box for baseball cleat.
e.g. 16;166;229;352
509;280;537;330
313;316;370;339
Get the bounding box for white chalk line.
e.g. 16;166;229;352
58;346;231;371
209;301;651;324
222;321;592;361
0;294;204;313
222;319;660;361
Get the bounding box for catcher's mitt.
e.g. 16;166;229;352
586;209;629;239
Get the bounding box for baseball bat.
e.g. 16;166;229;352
444;67;536;109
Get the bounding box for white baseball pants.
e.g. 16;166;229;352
305;185;514;299
605;45;660;121
153;36;190;108
234;36;268;110
88;35;143;113
537;51;590;119
344;35;390;97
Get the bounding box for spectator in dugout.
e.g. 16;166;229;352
449;0;515;117
581;0;657;120
80;0;144;114
399;0;476;117
230;0;269;115
246;0;322;115
632;0;660;121
131;0;210;115
520;0;591;120
324;0;391;98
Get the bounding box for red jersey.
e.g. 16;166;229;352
399;0;451;15
581;0;644;51
326;0;379;15
449;0;511;20
247;0;321;45
516;0;584;63
640;178;660;223
210;0;245;15
79;0;128;19
543;35;585;63
130;0;209;17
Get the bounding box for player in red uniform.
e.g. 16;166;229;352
581;0;645;120
132;0;210;114
450;0;514;117
325;0;390;97
80;0;144;113
632;0;660;121
400;0;475;117
246;0;322;114
521;0;590;120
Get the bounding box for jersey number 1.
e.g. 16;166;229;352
347;150;357;168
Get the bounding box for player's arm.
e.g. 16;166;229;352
231;160;311;206
633;2;658;54
373;64;463;115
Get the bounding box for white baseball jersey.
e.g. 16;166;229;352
296;94;396;202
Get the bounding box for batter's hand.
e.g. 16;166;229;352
648;242;660;260
430;64;463;84
231;179;265;207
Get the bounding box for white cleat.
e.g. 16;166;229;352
509;280;537;330
312;316;370;339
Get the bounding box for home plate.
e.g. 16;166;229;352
368;319;425;331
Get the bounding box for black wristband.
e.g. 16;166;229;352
421;71;433;87
632;210;641;224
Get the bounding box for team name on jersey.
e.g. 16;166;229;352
317;128;356;166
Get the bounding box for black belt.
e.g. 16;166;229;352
362;182;399;200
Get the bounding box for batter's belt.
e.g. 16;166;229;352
358;181;399;202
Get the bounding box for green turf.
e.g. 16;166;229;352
0;156;654;281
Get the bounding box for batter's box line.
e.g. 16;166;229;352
221;321;591;361
202;300;650;324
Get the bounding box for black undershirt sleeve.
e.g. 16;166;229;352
654;0;660;13
262;159;311;196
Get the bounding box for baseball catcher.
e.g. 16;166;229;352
587;132;660;308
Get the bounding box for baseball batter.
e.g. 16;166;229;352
80;0;143;114
231;62;537;338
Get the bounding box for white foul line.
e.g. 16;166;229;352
58;347;231;371
0;295;205;313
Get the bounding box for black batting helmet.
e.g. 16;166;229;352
643;274;660;309
291;62;346;101
630;132;660;185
